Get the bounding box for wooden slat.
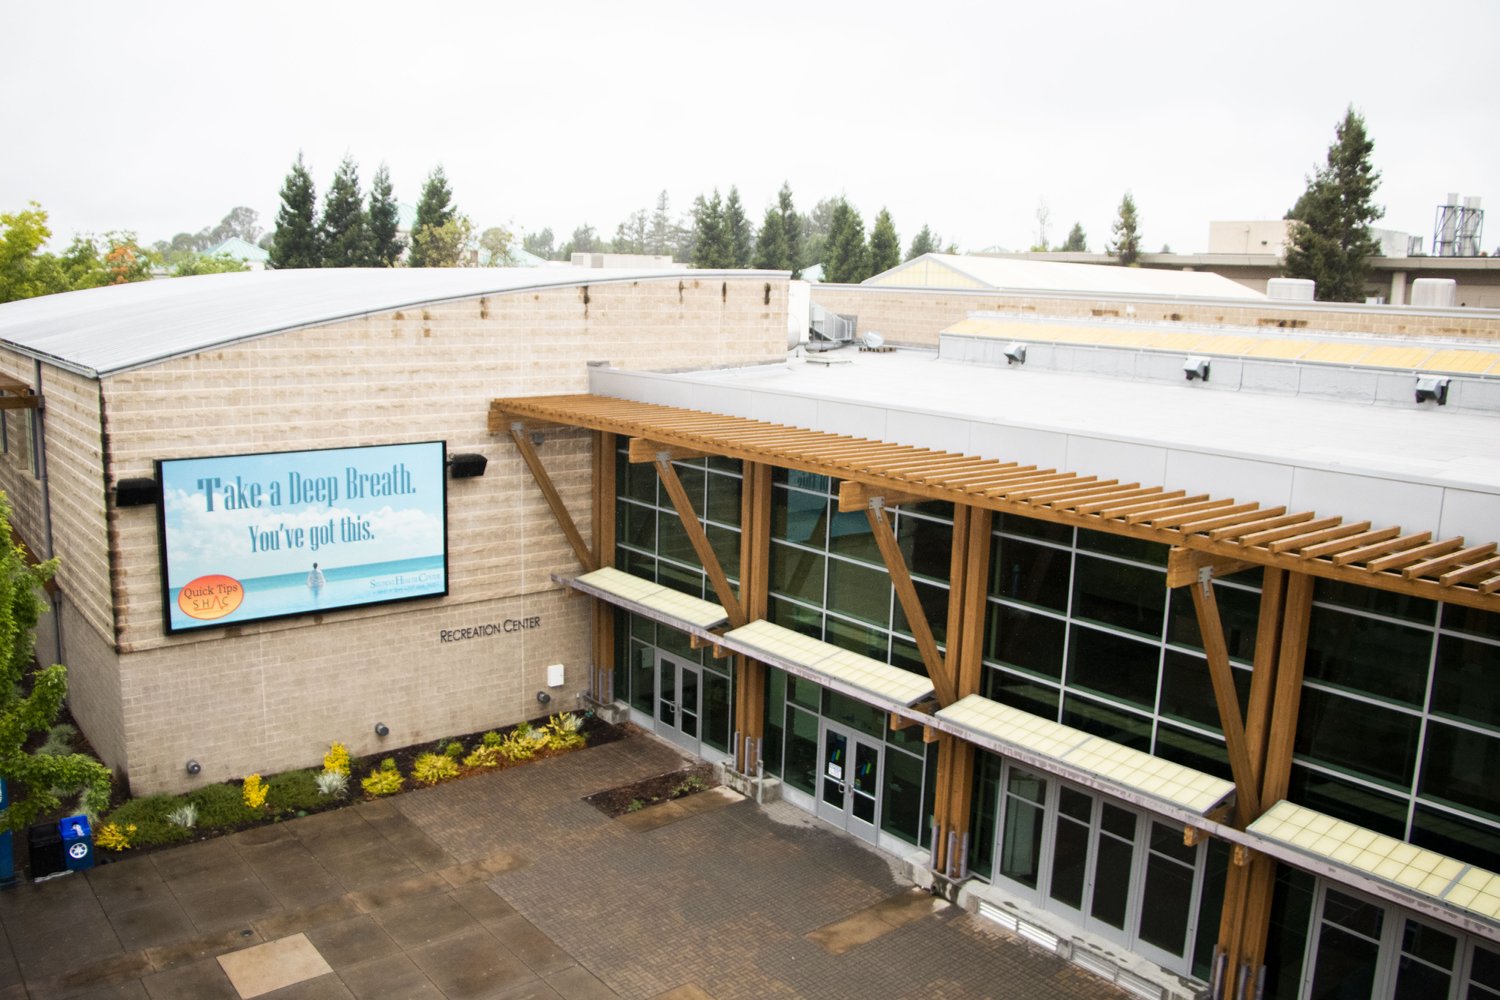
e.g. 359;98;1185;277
627;438;706;464
1177;505;1279;535
1071;487;1169;515
1483;575;1500;595
1002;476;1105;502
1210;511;1313;543
1440;554;1500;587
1132;498;1238;527
1098;492;1201;520
1298;525;1402;560
1267;521;1371;556
1367;537;1465;574
1331;531;1432;567
1403;543;1497;580
1027;481;1136;506
1238;516;1342;550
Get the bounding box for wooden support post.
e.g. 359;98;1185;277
733;462;772;774
591;432;617;702
865;501;956;707
1188;571;1260;825
656;458;746;628
509;423;595;573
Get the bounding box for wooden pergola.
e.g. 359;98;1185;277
490;392;1500;998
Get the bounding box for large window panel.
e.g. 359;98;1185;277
1066;624;1161;711
768;595;821;638
825;615;889;662
772;485;828;546
1076;529;1167;566
826;558;892;628
704;470;742;526
1304;605;1432;707
891;578;949;645
1159;650;1251;733
1072;555;1166;637
880;748;927;845
1287;765;1407;838
828;505;881;566
617;449;656;505
769;541;824;606
1167;582;1261;662
990;535;1070;613
1315;577;1437;625
1411;806;1500;876
984;601;1065;679
1429;634;1500;732
1154;723;1232;782
897;514;953;582
984;667;1062;720
1062;694;1153;751
1419;723;1500;820
1440;603;1500;641
1295;688;1421;789
619;500;656;552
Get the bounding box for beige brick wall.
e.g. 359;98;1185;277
0;349;45;558
811;284;1500;346
43;273;789;792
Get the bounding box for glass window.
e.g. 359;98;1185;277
1159;650;1251;733
656;560;704;599
629;642;654;714
1419;723;1500;820
996;513;1073;545
1090;803;1137;931
763;670;785;775
1262;866;1316;1000
828;505;881;565
1295;688;1421;789
706;523;740;581
1049;787;1091;910
1315;577;1436;625
826;558;891;628
784;706;819;794
892;579;949;645
990;535;1070;613
702;669;732;753
1167;582;1261;662
984;668;1061;720
999;768;1048;890
969;751;1004;880
658;513;699;569
618;500;656;552
617;450;656;505
1062;695;1152;751
823;690;885;739
774;467;829;494
881;748;927;845
1430;635;1500;732
616;546;655;582
772;485;828;546
1440;603;1500;641
768;596;821;637
705;471;742;526
984;601;1065;679
769;541;824;606
1072;555;1166;637
898;514;953;581
1307;889;1382;1000
1138;821;1196;957
1076;528;1167;566
1066;625;1161;711
1411;806;1500;875
1154;723;1232;782
1288;765;1408;838
1304;605;1433;707
673;463;706;510
825;616;888;662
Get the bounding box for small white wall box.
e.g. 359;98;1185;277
546;663;565;687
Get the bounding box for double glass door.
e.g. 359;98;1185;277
815;722;882;844
655;652;701;752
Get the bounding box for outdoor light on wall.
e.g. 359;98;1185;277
447;453;488;479
185;759;201;776
374;722;389;738
1415;375;1451;405
1003;343;1027;366
1183;357;1211;382
536;691;552;705
115;477;159;507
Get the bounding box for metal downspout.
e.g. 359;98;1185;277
32;360;62;664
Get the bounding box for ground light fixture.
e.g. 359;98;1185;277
374;722;389;737
447;453;488;478
536;691;552;705
1415;375;1451;405
185;760;201;775
1002;342;1027;365
1183;356;1211;382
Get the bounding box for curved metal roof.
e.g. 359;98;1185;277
0;266;743;378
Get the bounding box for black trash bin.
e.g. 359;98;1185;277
27;821;66;880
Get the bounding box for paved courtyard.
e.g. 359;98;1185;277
0;730;1124;999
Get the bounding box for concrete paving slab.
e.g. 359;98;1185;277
542;965;618;1000
450;883;517;927
408;926;536;1000
303;915;397;969
257;973;354;999
175;878;282;934
347;870;451;912
252;898;362;941
489;914;572;977
141;954;240;999
108;897;201;952
62;980;152;1000
217;933;333;999
333;954;444;1000
370;892;484;950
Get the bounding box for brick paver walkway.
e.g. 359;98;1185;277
0;730;1124;999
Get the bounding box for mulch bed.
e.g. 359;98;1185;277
583;761;719;818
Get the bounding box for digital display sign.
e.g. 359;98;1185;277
157;442;448;633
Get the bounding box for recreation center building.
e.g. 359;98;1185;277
0;262;1499;1000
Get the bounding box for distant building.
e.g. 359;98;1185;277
199;237;270;271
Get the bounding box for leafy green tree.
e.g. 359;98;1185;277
269;154;322;269
691;190;731;268
1;203;68;302
724;186;753;268
1059;222;1088;252
365;164;404;266
478;226;514;265
1108;192;1142;266
0;495;112;832
60;233;154;289
523;228;556;259
173;253;249;276
822;199;870;283
408;166;456;267
613;209;647;254
646;191;675;258
868;208;900;275
559;224;604;258
906;224;940;260
1283;107;1384;302
410;214;474;267
320;156;368;267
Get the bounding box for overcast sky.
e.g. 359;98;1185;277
4;0;1496;257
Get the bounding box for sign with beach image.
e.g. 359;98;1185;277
157;442;449;633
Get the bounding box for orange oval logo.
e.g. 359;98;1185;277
177;575;245;621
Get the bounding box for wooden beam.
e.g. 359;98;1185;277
656;458;746;628
1261;572;1314;806
1441;554;1500;587
836;480;927;513
627;437;707;464
1298;525;1401;560
866;502;956;707
1403;542;1497;580
734;461;773;774
1366;536;1464;574
508;424;595;572
1166;547;1257;589
591;432;617;702
0;394;39;410
1331;530;1431;567
1267;521;1371;555
1188;574;1260;825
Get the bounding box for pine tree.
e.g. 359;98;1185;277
754;206;788;271
1108;192;1142;266
776;183;803;278
1059;222;1088;252
724;186;754;268
906;224;939;260
691;190;731;268
408;166;456;267
320;156;368;267
868;208;900;275
802;198;839;273
823;199;870;283
613;209;648;254
1283;107;1384;302
646;191;675;257
269;154;322;269
365;164;404;266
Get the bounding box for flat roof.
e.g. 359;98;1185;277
0;266;772;378
866;253;1265;300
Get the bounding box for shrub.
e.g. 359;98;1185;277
464;744;503;768
166;803;198;829
361;758;404;797
412;752;460;785
242;774;268;811
442;740;465;760
38;723;79;756
544;713;586;751
497;730;536;763
323;742;351;776
267;769;323;812
315;770;349;797
514;721;532;739
190;783;255;828
106;795;193;847
96;822;137;851
480;730;502;748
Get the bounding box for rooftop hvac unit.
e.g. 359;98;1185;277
1266;277;1316;301
1410;278;1458;307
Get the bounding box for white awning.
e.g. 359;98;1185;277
723;620;936;708
569;567;729;629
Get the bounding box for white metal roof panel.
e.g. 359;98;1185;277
868;253;1265;300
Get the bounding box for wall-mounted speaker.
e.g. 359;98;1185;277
115;478;159;507
448;453;488;479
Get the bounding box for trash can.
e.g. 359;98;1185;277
0;778;12;884
27;821;65;879
59;815;94;873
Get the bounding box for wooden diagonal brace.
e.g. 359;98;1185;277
655;458;747;628
865;501;957;706
508;423;595;572
1189;569;1260;825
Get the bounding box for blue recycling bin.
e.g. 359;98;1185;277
59;814;94;872
0;778;12;883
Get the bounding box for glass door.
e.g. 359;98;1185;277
815;721;882;844
655;652;701;752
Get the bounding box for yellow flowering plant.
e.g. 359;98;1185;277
242;774;268;810
323;742;351;776
96;822;137;851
